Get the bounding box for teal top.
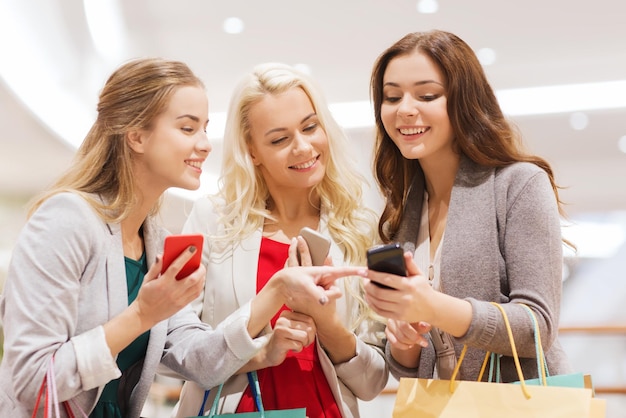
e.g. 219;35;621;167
90;252;150;418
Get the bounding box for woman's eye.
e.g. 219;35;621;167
182;126;194;133
420;94;439;102
271;136;288;145
303;123;318;132
383;96;401;103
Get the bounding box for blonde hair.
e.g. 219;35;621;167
213;63;378;327
29;58;204;222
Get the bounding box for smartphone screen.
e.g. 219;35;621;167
366;243;406;289
299;227;331;266
161;234;204;280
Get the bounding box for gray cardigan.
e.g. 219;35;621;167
0;192;264;418
387;156;572;383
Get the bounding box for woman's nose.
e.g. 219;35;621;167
397;95;419;117
196;132;212;155
292;132;313;153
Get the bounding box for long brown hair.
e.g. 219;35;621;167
29;58;204;222
370;30;564;242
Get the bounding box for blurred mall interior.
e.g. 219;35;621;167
1;1;625;417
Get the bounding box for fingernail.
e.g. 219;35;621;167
357;268;368;276
189;245;196;253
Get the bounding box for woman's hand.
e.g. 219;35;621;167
134;247;206;328
386;319;431;350
363;251;433;324
288;236;333;268
364;251;473;338
264;311;317;366
385;319;431;369
248;262;366;338
104;246;206;357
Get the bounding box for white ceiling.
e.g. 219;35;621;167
1;0;626;217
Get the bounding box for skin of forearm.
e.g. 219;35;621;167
315;317;357;364
235;350;272;374
248;282;285;337
102;301;153;357
426;291;473;338
390;344;422;369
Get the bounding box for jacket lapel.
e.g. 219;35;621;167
441;156;500;299
231;229;262;307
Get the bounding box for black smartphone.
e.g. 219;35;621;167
299;227;331;266
161;234;204;280
366;243;407;289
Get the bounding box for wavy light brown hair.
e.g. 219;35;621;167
29;58;205;222
370;30;564;242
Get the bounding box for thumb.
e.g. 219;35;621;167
404;252;423;277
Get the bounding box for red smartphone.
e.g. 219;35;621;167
161;234;204;280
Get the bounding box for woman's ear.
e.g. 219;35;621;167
126;129;146;154
248;144;260;166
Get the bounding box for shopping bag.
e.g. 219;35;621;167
509;304;587;389
392;302;597;417
514;304;607;417
188;370;306;417
32;357;88;418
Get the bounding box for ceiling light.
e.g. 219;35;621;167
223;17;244;34
416;0;439;13
496;80;626;116
569;112;588;131
83;0;127;62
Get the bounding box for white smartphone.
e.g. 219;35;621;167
299;227;331;266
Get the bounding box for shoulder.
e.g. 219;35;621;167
15;192;106;269
494;162;555;213
495;162;550;194
495;161;544;182
34;192;104;233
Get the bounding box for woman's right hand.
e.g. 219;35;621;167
386;319;431;350
248;262;366;338
386;319;431;369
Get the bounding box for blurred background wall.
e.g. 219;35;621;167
1;0;625;416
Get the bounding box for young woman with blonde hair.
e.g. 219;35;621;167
174;63;388;418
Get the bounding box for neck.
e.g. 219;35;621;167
264;189;321;240
421;152;460;200
120;187;158;259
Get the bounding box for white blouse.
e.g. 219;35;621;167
414;191;444;290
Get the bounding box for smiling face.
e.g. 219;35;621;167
130;85;211;195
380;51;455;164
247;86;328;194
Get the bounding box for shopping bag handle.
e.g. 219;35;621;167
202;370;265;417
449;303;531;399
31;357;88;418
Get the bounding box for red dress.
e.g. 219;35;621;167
236;237;342;418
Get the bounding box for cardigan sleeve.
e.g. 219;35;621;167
1;193;119;407
457;166;564;359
